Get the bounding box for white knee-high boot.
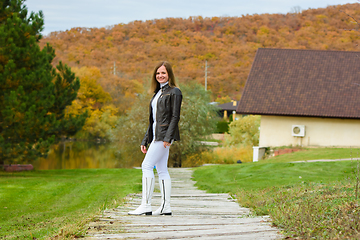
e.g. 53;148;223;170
128;177;154;215
153;179;172;215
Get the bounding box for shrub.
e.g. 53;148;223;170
224;115;260;147
182;146;253;167
110;82;218;167
216;120;229;133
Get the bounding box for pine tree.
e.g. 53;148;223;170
0;0;87;165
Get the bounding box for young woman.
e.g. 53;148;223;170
128;61;182;216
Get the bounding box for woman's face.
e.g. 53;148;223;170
156;65;169;84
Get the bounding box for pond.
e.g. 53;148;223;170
33;141;141;170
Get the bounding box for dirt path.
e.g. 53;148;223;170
85;168;282;239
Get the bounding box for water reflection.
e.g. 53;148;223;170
33;141;141;170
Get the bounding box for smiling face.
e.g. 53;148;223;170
156;65;169;84
150;61;177;93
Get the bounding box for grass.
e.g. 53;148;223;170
267;147;359;163
193;161;355;192
0;168;141;239
193;147;360;239
244;181;360;239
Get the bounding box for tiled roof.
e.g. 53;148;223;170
236;48;360;119
217;101;239;111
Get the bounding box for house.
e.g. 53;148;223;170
236;48;360;148
217;100;240;121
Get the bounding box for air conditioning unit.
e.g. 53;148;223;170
292;125;305;137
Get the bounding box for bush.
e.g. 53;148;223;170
182;146;253;167
110;82;218;167
216;120;229;133
224;115;260;147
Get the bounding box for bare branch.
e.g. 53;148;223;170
339;9;360;26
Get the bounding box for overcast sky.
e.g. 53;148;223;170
25;0;356;35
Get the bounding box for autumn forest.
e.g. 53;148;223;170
38;3;360;138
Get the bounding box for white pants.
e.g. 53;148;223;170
141;141;170;180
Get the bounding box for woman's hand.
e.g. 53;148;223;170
140;145;147;154
163;141;171;148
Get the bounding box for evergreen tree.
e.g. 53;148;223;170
0;0;87;165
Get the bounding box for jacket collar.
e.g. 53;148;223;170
161;83;171;92
154;83;171;93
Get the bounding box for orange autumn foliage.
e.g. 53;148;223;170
40;3;360;106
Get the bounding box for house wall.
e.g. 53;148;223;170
259;115;360;147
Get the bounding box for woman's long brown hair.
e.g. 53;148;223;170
150;61;178;93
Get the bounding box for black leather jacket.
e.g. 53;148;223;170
141;84;182;146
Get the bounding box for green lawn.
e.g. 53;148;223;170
267;147;357;163
192;147;360;239
0;168;141;239
193;160;355;192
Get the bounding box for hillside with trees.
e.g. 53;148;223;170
40;3;360;109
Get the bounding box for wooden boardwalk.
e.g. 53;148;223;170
85;168;282;239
